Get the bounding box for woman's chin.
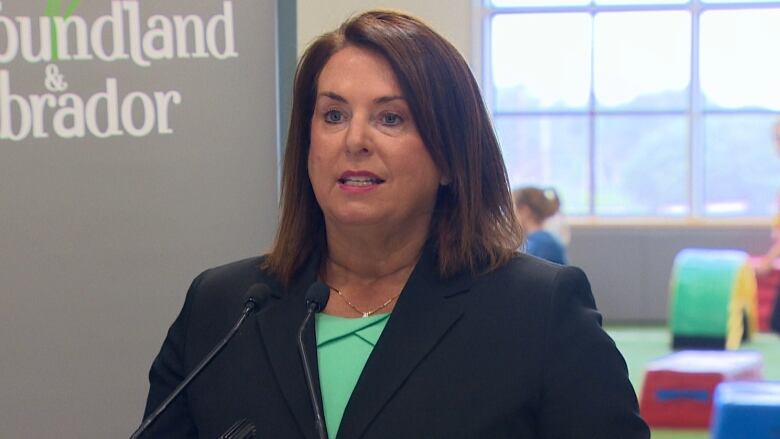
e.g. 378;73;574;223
325;209;387;228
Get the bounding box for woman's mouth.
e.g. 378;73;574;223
338;171;385;187
338;175;385;186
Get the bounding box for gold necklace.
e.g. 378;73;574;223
329;285;401;318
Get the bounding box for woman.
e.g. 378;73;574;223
141;10;649;438
514;187;569;265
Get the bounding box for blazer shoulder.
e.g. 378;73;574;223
486;253;588;292
469;255;595;319
197;254;280;289
197;255;269;284
185;255;278;317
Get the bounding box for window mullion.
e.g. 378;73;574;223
589;9;597;216
690;2;704;218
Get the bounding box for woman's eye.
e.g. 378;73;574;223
380;112;403;126
324;109;344;124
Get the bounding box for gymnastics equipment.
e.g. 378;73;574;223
639;350;763;429
711;381;780;439
669;249;758;350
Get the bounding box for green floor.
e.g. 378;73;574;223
606;326;780;439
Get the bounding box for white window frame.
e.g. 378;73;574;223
476;0;780;224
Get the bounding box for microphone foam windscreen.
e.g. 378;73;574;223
305;282;330;312
243;283;272;311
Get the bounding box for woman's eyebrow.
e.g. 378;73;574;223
318;91;347;103
375;95;405;104
317;91;405;105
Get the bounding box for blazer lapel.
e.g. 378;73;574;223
336;246;473;439
256;259;323;439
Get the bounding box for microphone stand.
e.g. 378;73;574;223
130;299;261;439
298;302;328;439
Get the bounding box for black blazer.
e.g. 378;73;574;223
142;247;650;438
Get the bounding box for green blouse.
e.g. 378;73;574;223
315;312;391;439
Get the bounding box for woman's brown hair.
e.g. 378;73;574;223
264;10;522;286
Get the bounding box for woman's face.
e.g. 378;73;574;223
308;46;442;232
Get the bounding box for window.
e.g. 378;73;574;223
483;0;780;218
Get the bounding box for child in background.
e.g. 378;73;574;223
756;118;780;334
513;187;568;265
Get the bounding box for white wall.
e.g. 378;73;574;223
569;225;770;323
297;0;474;65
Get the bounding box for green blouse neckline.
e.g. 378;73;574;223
315;312;391;439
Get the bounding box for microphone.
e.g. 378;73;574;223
219;418;257;439
297;282;330;439
130;283;272;439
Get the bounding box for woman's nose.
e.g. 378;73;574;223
344;116;372;156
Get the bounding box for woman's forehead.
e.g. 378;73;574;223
321;48;404;90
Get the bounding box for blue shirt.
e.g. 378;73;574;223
525;230;568;265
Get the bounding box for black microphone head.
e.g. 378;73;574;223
243;283;272;313
305;281;330;313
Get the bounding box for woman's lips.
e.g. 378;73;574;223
338;171;384;191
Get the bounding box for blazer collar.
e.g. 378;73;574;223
257;243;474;439
337;243;473;439
256;254;322;439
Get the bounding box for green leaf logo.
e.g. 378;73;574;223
45;0;81;61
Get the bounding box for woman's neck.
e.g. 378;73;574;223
324;225;427;281
319;221;429;316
